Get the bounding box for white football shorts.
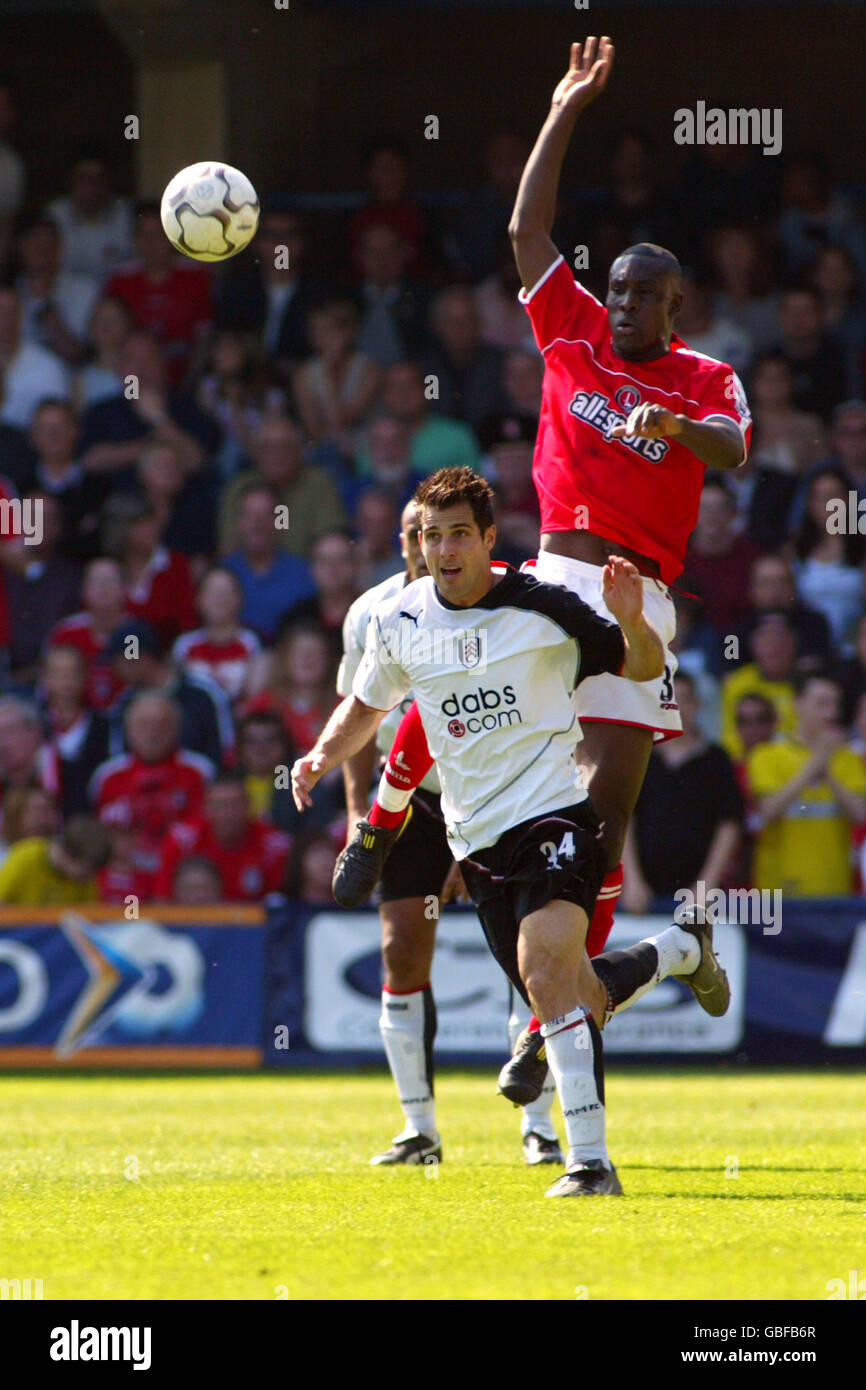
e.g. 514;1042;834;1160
531;550;682;743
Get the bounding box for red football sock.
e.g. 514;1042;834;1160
368;700;434;829
526;864;624;1033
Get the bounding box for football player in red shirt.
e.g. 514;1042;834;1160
334;38;751;1094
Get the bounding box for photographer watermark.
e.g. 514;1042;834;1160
377;622;488;674
674;881;782;935
673;102;782;157
0;496;43;545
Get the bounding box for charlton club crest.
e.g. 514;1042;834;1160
457;630;486;669
615;385;641;413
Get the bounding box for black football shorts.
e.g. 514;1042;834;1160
379;787;455;904
459;799;606;1005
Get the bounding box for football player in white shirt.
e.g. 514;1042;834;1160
293;468;728;1196
338;499;564;1167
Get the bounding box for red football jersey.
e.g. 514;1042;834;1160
154;815;291;902
51;613;127;710
520;256;753;583
172;628;260;701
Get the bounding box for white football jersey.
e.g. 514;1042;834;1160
337;570;442;795
352;568;625;858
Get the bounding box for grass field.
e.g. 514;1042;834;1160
1;1069;863;1301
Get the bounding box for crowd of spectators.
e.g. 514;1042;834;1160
0;90;865;908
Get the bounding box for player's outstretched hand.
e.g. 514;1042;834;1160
551;37;614;116
602;556;644;626
611;402;682;441
291;751;327;811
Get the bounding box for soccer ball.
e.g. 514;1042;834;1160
160;161;260;262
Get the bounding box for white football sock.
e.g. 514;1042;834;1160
508;993;557;1141
541;1006;608;1169
650;924;701;977
611;925;702;1015
379;986;437;1140
377;769;413;815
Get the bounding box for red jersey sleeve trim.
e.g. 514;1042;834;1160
517;254;565;304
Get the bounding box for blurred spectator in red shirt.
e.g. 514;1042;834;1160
90;690;213;898
104;201;213;385
244;621;338;753
680;477;761;635
46;145;134;288
173;565;260;702
101;491;197;648
50;556;129;710
154;771;290;903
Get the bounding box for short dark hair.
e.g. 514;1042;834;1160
60;815;111;873
414;466;495;535
793;669;838;699
615;242;682;289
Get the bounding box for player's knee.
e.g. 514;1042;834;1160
382;930;431;992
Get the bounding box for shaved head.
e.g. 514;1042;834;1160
614;243;682;291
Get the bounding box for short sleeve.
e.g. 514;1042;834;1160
351;610;412;712
518;255;603;355
336;599;366;697
709;746;745;823
519;574;625;682
692;361;753;463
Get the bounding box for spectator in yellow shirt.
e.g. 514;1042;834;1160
0;815;110;905
722;611;799;759
746;673;866;897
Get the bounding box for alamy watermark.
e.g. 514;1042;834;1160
675;881;782;935
0;497;42;545
673;102;782;157
377;623;488;674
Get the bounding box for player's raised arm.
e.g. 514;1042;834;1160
509;37;614;292
602;556;665;683
291;695;386;811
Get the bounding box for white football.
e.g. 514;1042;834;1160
160;161;260;262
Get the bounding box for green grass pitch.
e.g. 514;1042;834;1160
1;1070;863;1301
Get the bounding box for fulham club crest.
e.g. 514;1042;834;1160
457;629;487;670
